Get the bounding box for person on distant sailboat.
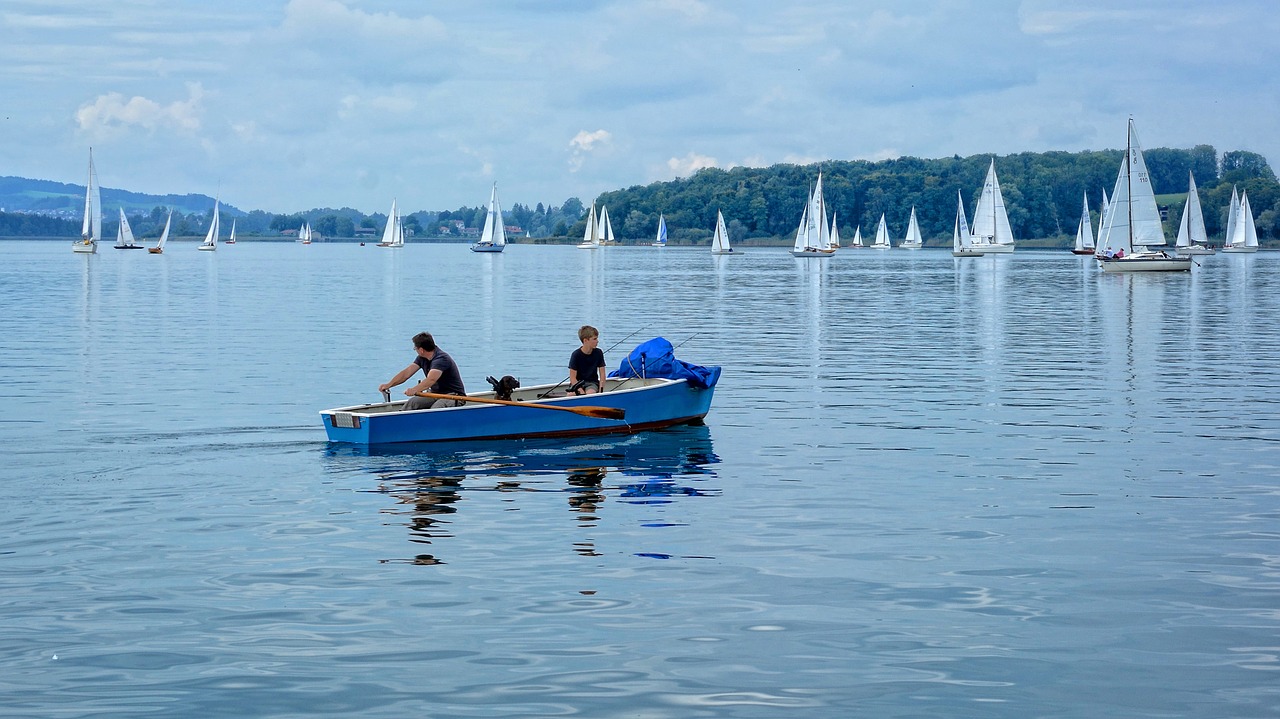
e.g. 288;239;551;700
568;325;607;395
380;332;467;410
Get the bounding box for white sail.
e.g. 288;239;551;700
597;206;614;244
478;184;506;247
156;210;172;250
1097;119;1165;254
902;207;923;248
654;214;667;246
200;199;220;250
806;173;829;250
1224;186;1240;247
971;159;1014;248
380;199;399;246
228;219;236;244
83;151;101;242
872;213;891;248
1074;193;1094;252
1174;172;1208;249
953;191;975;254
851;226;863;247
792;201;810;253
710;209;732;254
116;208;138;248
578;203;599;248
829;212;841;249
1234;190;1259;248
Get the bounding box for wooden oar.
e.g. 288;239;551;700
413;391;625;420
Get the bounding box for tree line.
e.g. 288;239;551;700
582;147;1279;246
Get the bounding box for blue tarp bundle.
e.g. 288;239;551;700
607;337;721;388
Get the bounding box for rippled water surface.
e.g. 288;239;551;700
2;240;1279;717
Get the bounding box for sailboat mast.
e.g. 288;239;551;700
1125;119;1134;248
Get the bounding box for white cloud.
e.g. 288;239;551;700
667;152;719;176
569;130;613;172
75;83;204;138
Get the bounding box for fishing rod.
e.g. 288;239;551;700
537;323;652;399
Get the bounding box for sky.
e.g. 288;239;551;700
3;0;1278;216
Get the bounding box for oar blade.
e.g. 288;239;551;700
578;406;626;420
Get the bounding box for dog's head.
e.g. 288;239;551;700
486;375;520;401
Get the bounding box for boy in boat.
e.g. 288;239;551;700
380;332;467;410
568;325;607;395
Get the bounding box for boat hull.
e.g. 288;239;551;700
72;241;97;254
114;245;145;250
1098;254;1192;272
470;243;505;253
712;249;738;255
1071;248;1095;255
790;249;831;257
980;243;1015;253
197;245;216;251
1222;246;1258;253
952;250;985;257
1176;246;1215;256
320;377;715;445
147;248;163;254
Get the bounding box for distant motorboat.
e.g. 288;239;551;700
72;149;101;254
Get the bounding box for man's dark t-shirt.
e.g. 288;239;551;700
414;349;466;395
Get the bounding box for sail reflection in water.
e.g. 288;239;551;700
323;424;720;565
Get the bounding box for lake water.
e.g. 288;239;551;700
2;240;1279;718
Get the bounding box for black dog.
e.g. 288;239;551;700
486;375;520;401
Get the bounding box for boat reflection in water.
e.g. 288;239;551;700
323;424;720;565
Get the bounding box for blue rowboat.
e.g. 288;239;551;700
320;377;715;445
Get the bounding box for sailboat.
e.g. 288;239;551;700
791;172;835;257
952;191;982;257
198;199;219;251
900;207;923;249
577;203;600;249
870;213;891;249
226;220;236;245
113;208;143;249
710;209;736;254
1223;188;1259;253
1071;193;1095;255
829;213;841;249
1174;172;1213;255
970;159;1015;252
471;184;507;253
299;222;313;244
597;206;615;246
652;214;667;247
1095;118;1191;272
72;149;101;254
148;210;172;254
378;199;404;248
850;226;865;248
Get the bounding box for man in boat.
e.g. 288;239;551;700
567;325;607;395
380;332;467;410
